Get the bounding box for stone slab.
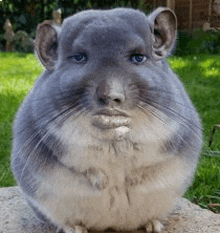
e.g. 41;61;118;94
0;187;219;233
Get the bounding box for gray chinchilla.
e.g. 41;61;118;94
11;7;202;233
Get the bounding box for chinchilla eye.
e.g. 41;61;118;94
130;54;147;64
68;53;87;62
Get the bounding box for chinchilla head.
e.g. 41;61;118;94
32;7;202;149
15;7;201;164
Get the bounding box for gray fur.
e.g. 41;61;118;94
11;7;202;233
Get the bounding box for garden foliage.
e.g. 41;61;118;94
175;29;220;56
1;1;220;55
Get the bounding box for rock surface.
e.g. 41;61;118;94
0;186;220;233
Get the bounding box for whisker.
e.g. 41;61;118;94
16;102;91;166
136;99;203;152
141;86;198;111
17;100;88;135
139;96;202;133
136;103;167;125
18;129;52;184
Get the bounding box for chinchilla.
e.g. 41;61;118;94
11;7;202;233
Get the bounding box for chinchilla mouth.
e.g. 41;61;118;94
93;108;130;117
92;109;131;129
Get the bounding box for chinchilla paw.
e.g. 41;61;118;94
146;220;163;233
86;167;108;189
62;225;88;233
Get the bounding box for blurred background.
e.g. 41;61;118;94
1;0;220;55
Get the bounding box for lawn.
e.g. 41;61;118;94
168;55;220;213
0;52;43;187
0;52;220;213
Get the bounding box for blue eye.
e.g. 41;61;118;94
130;54;147;64
68;53;87;62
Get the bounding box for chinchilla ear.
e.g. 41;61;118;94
35;21;60;70
148;7;177;59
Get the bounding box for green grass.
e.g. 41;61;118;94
0;52;220;213
168;55;220;213
0;52;43;187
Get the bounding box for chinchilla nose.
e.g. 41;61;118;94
96;78;125;107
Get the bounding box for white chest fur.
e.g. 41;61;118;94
33;113;185;230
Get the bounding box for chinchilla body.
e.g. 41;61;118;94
11;7;202;233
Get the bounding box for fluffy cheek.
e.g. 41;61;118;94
130;108;178;144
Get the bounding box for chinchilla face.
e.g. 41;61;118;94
33;7;190;145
